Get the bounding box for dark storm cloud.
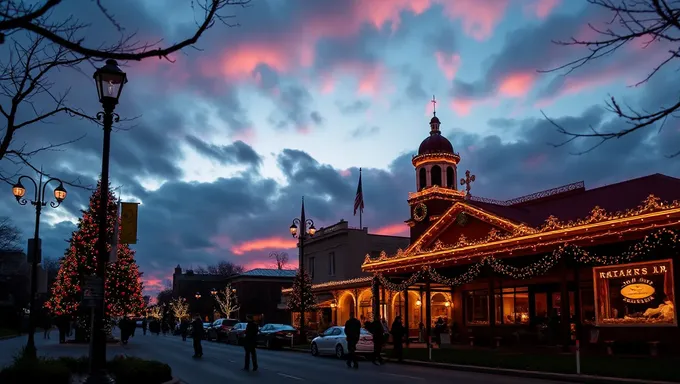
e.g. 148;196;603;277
337;100;371;114
349;125;380;139
267;84;323;131
185;136;262;168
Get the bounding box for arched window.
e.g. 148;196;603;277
431;165;442;186
446;166;454;188
419;168;427;190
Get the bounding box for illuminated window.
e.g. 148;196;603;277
465;290;489;325
495;287;529;325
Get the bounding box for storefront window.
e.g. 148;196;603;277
465;290;489;325
551;292;575;317
534;292;548;322
593;259;676;326
494;287;529;325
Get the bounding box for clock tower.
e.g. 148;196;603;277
406;97;466;243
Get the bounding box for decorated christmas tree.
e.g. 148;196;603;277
45;180;145;340
287;270;317;313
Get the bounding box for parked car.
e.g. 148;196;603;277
257;324;298;349
207;318;239;341
226;322;248;345
310;326;373;358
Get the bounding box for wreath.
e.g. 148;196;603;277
413;203;427;222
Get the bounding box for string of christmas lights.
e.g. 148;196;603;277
44;181;146;340
288;270;317;312
374;228;679;290
169;297;189;319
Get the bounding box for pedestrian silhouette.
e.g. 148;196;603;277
191;314;204;358
390;316;406;363
344;314;361;369
243;315;259;371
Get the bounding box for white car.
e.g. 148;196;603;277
310;326;374;358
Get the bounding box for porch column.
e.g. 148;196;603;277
381;286;386;321
404;289;410;346
425;277;432;349
560;258;571;351
573;264;582;342
450;285;455;326
372;276;380;321
353;289;359;318
488;269;496;333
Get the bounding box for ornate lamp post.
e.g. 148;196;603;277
11;174;67;358
289;197;316;343
210;288;217;296
195;292;202;300
86;59;127;384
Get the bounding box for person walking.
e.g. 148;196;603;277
191;314;204;358
344;314;361;369
390;316;406;363
142;318;148;335
243;315;259;371
369;318;385;365
180;318;189;341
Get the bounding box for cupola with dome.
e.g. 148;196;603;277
406;96;467;243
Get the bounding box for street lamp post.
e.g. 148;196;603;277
86;59;127;384
11;174;67;358
289;197;316;344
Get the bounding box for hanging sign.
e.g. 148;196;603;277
120;202;139;244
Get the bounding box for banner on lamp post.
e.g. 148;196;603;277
120;202;140;244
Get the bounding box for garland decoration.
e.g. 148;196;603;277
374;228;679;289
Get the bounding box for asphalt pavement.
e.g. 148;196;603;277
0;330;566;383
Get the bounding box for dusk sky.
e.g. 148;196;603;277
1;0;678;299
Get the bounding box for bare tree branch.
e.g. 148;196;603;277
0;0;251;62
269;251;289;270
0;216;22;251
540;0;680;155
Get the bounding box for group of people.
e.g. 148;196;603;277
42;314;78;344
343;314;407;369
188;313;260;371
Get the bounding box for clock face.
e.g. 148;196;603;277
413;203;427;222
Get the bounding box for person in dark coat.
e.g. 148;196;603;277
180;319;189;341
141;318;147;335
57;315;68;344
191;314;204;358
390;316;406;363
369;318;384;365
120;316;131;344
243;315;259;371
162;320;170;336
344;314;361;369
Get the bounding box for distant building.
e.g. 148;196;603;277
172;265;295;324
281;219;409;328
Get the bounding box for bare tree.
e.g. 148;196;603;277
206;260;244;276
541;0;680;155
169;297;189;320
269;251;289;270
156;288;173;307
0;33;98;184
213;284;239;318
0;216;21;251
0;0;250;62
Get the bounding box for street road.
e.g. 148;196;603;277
1;331;566;383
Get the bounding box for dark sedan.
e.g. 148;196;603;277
226;322;248;345
257;324;298;349
207;318;238;342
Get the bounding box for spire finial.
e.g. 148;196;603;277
431;95;437;116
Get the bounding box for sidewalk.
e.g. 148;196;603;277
392;358;679;384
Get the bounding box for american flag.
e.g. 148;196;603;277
354;169;364;216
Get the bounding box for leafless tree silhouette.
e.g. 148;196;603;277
0;33;94;184
0;216;21;251
270;251;289;270
541;0;680;155
0;0;251;62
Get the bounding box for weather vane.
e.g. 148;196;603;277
431;95;437;116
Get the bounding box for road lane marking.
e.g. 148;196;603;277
384;373;425;381
277;373;304;380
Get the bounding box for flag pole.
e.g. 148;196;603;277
359;168;362;230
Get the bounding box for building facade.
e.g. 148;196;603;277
172;266;294;324
282;220;409;329
360;112;680;351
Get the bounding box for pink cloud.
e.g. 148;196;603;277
340;169;352;177
435;52;462;80
374;223;409;236
437;0;510;40
524;0;560;19
451;99;476;116
230;236;297;255
498;72;536;98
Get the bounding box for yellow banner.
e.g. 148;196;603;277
120;202;139;244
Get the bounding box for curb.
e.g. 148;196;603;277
393;359;679;384
0;334;19;341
